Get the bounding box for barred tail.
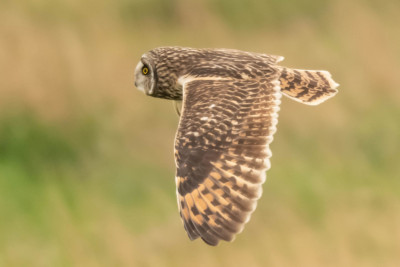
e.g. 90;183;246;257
279;67;339;105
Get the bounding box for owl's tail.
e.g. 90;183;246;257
278;67;339;105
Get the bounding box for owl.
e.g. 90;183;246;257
134;47;338;246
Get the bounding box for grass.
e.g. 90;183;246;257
0;0;400;266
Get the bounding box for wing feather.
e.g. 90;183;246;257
175;71;281;245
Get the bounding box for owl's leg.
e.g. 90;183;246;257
173;101;182;117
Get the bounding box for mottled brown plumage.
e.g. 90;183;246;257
134;46;338;246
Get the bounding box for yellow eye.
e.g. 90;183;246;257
142;66;149;75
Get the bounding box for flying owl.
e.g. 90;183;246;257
134;47;338;246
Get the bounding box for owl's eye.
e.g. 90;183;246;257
142;65;149;75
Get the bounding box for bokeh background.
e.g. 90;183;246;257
0;0;399;266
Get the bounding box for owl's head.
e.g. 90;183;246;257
134;54;157;96
134;48;185;100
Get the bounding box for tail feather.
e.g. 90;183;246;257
279;67;339;105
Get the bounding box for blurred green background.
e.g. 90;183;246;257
0;0;399;266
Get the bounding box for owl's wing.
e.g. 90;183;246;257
174;73;281;246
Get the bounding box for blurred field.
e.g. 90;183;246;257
0;0;400;266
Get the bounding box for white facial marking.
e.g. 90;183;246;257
134;61;146;93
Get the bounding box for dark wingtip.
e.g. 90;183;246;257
201;237;219;246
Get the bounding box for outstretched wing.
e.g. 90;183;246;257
174;72;281;246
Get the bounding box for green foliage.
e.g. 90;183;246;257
0;112;98;176
0;114;75;170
